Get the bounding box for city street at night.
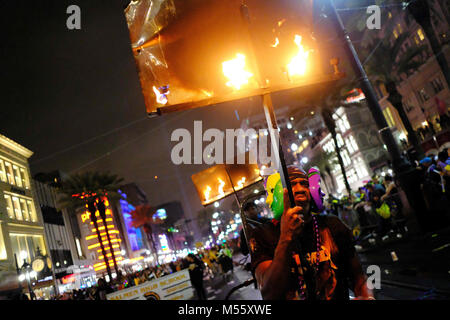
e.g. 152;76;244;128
0;0;449;307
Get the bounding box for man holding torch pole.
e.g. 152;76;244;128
251;166;374;300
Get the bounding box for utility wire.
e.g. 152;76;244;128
32;116;148;164
69;110;193;173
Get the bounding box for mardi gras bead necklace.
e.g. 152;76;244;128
297;215;320;299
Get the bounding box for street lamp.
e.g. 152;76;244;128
18;261;36;300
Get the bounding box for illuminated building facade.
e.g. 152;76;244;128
76;186;154;276
33;179;94;293
116;190;146;256
0;134;51;298
77;197;125;274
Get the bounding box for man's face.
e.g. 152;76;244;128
290;176;311;215
245;206;258;220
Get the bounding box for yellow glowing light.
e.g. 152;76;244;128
97;244;120;253
129;256;144;263
91;225;117;232
153;86;169;105
218;178;225;196
287;35;310;77
222;53;253;90
204;186;212;202
201;90;213;97
88;239;122;250
99;251;123;260
271;37;279;48
237;177;246;189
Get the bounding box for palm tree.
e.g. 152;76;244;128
129;204;160;263
361;30;428;160
58;171;124;281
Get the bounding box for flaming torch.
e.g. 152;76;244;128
287;35;311;77
222;53;254;90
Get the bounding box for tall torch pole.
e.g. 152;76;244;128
240;3;296;208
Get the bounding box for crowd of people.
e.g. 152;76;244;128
48;243;235;300
324;148;450;240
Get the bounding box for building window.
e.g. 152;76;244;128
418;88;430;102
355;157;369;178
9;234;46;266
19;199;30;222
3;193;37;222
4;195;13;219
0;225;6;260
12;165;22;188
348;168;358;184
342;115;350;130
12;196;23;221
349;135;359;154
75;237;84;258
336;134;344;148
4;161;15;185
27;200;37;222
430;77;444;94
0;159;29;189
0;160;6;183
342;149;351;167
20;168;30;189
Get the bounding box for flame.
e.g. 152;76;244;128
153;86;168;105
204;186;212;202
271;37;279;48
218;178;225;196
287;35;310;77
222;53;253;90
278;19;286;27
201;89;213;97
236;177;246;189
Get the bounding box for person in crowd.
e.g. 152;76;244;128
354;187;370;228
94;278;114;300
169;261;177;273
418;156;449;229
208;247;219;275
186;253;207;300
239;202;271;256
251;165;373;300
366;182;393;236
217;244;234;280
381;175;404;221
